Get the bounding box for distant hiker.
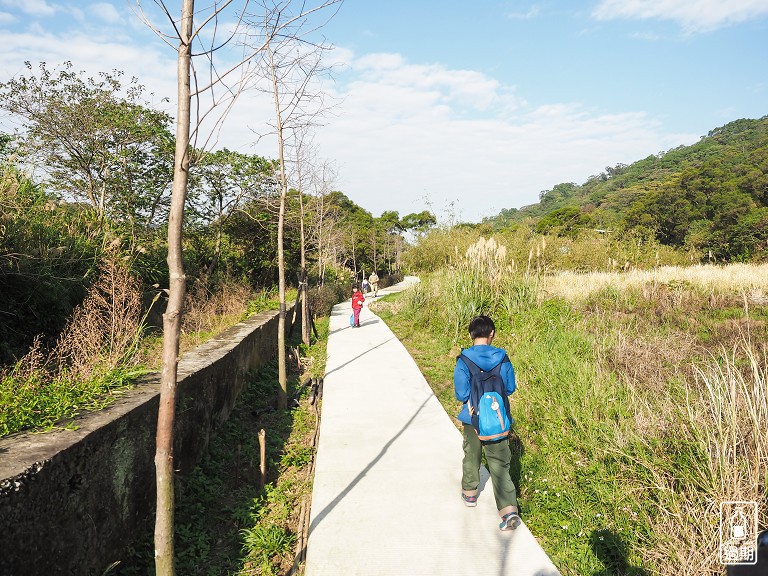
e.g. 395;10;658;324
351;285;365;328
362;278;370;293
368;271;379;297
454;315;520;531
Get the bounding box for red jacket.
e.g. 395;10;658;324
352;290;365;310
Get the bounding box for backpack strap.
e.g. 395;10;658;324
458;354;479;415
458;353;480;374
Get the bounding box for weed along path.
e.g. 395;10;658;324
304;278;560;576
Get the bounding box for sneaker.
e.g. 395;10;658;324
499;511;521;531
461;492;478;507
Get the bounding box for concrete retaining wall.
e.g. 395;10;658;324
0;308;292;576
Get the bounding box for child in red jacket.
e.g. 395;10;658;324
351;285;365;327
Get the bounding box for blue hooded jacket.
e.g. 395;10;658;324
454;344;516;426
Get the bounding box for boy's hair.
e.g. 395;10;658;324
352;285;359;291
469;315;495;339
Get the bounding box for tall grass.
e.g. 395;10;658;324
385;236;767;575
616;342;768;573
0;258;147;436
0;264;278;437
403;225;693;277
400;236;538;345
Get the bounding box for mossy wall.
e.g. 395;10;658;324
0;308;293;576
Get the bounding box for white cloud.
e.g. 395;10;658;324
315;52;697;222
0;0;56;17
593;0;768;32
0;10;700;224
346;54;523;117
0;11;15;24
90;2;121;24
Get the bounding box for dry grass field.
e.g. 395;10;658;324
541;263;768;304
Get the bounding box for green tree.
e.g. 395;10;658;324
0;62;174;232
401;210;436;235
535;205;591;237
717;207;768;261
378;210;403;234
188;149;278;277
539;182;580;208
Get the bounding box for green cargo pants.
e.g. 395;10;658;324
461;424;519;511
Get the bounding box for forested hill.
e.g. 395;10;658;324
485;116;768;261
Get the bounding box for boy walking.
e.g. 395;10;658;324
351;285;365;327
454;315;520;530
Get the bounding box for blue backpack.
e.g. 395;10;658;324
460;353;512;442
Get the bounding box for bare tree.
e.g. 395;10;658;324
246;0;341;409
136;1;286;573
306;160;338;284
135;0;342;571
148;4;194;574
293;129;312;345
296;160;342;285
287;127;337;344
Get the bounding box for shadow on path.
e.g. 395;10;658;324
322;337;395;378
475;434;533;576
328;311;382;336
307;396;431;538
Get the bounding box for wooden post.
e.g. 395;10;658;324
258;428;267;490
309;306;318;339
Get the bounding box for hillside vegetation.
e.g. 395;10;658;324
486;116;768;263
0;62;433;369
377;234;767;575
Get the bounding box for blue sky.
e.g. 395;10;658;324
1;1;767;222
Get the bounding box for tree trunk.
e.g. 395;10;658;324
296;148;310;346
155;2;193;574
317;199;325;285
270;45;288;411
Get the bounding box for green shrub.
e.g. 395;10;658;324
308;283;345;317
380;271;404;288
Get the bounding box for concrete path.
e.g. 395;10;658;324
304;278;560;576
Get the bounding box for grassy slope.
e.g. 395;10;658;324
376;293;642;575
373;269;768;576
